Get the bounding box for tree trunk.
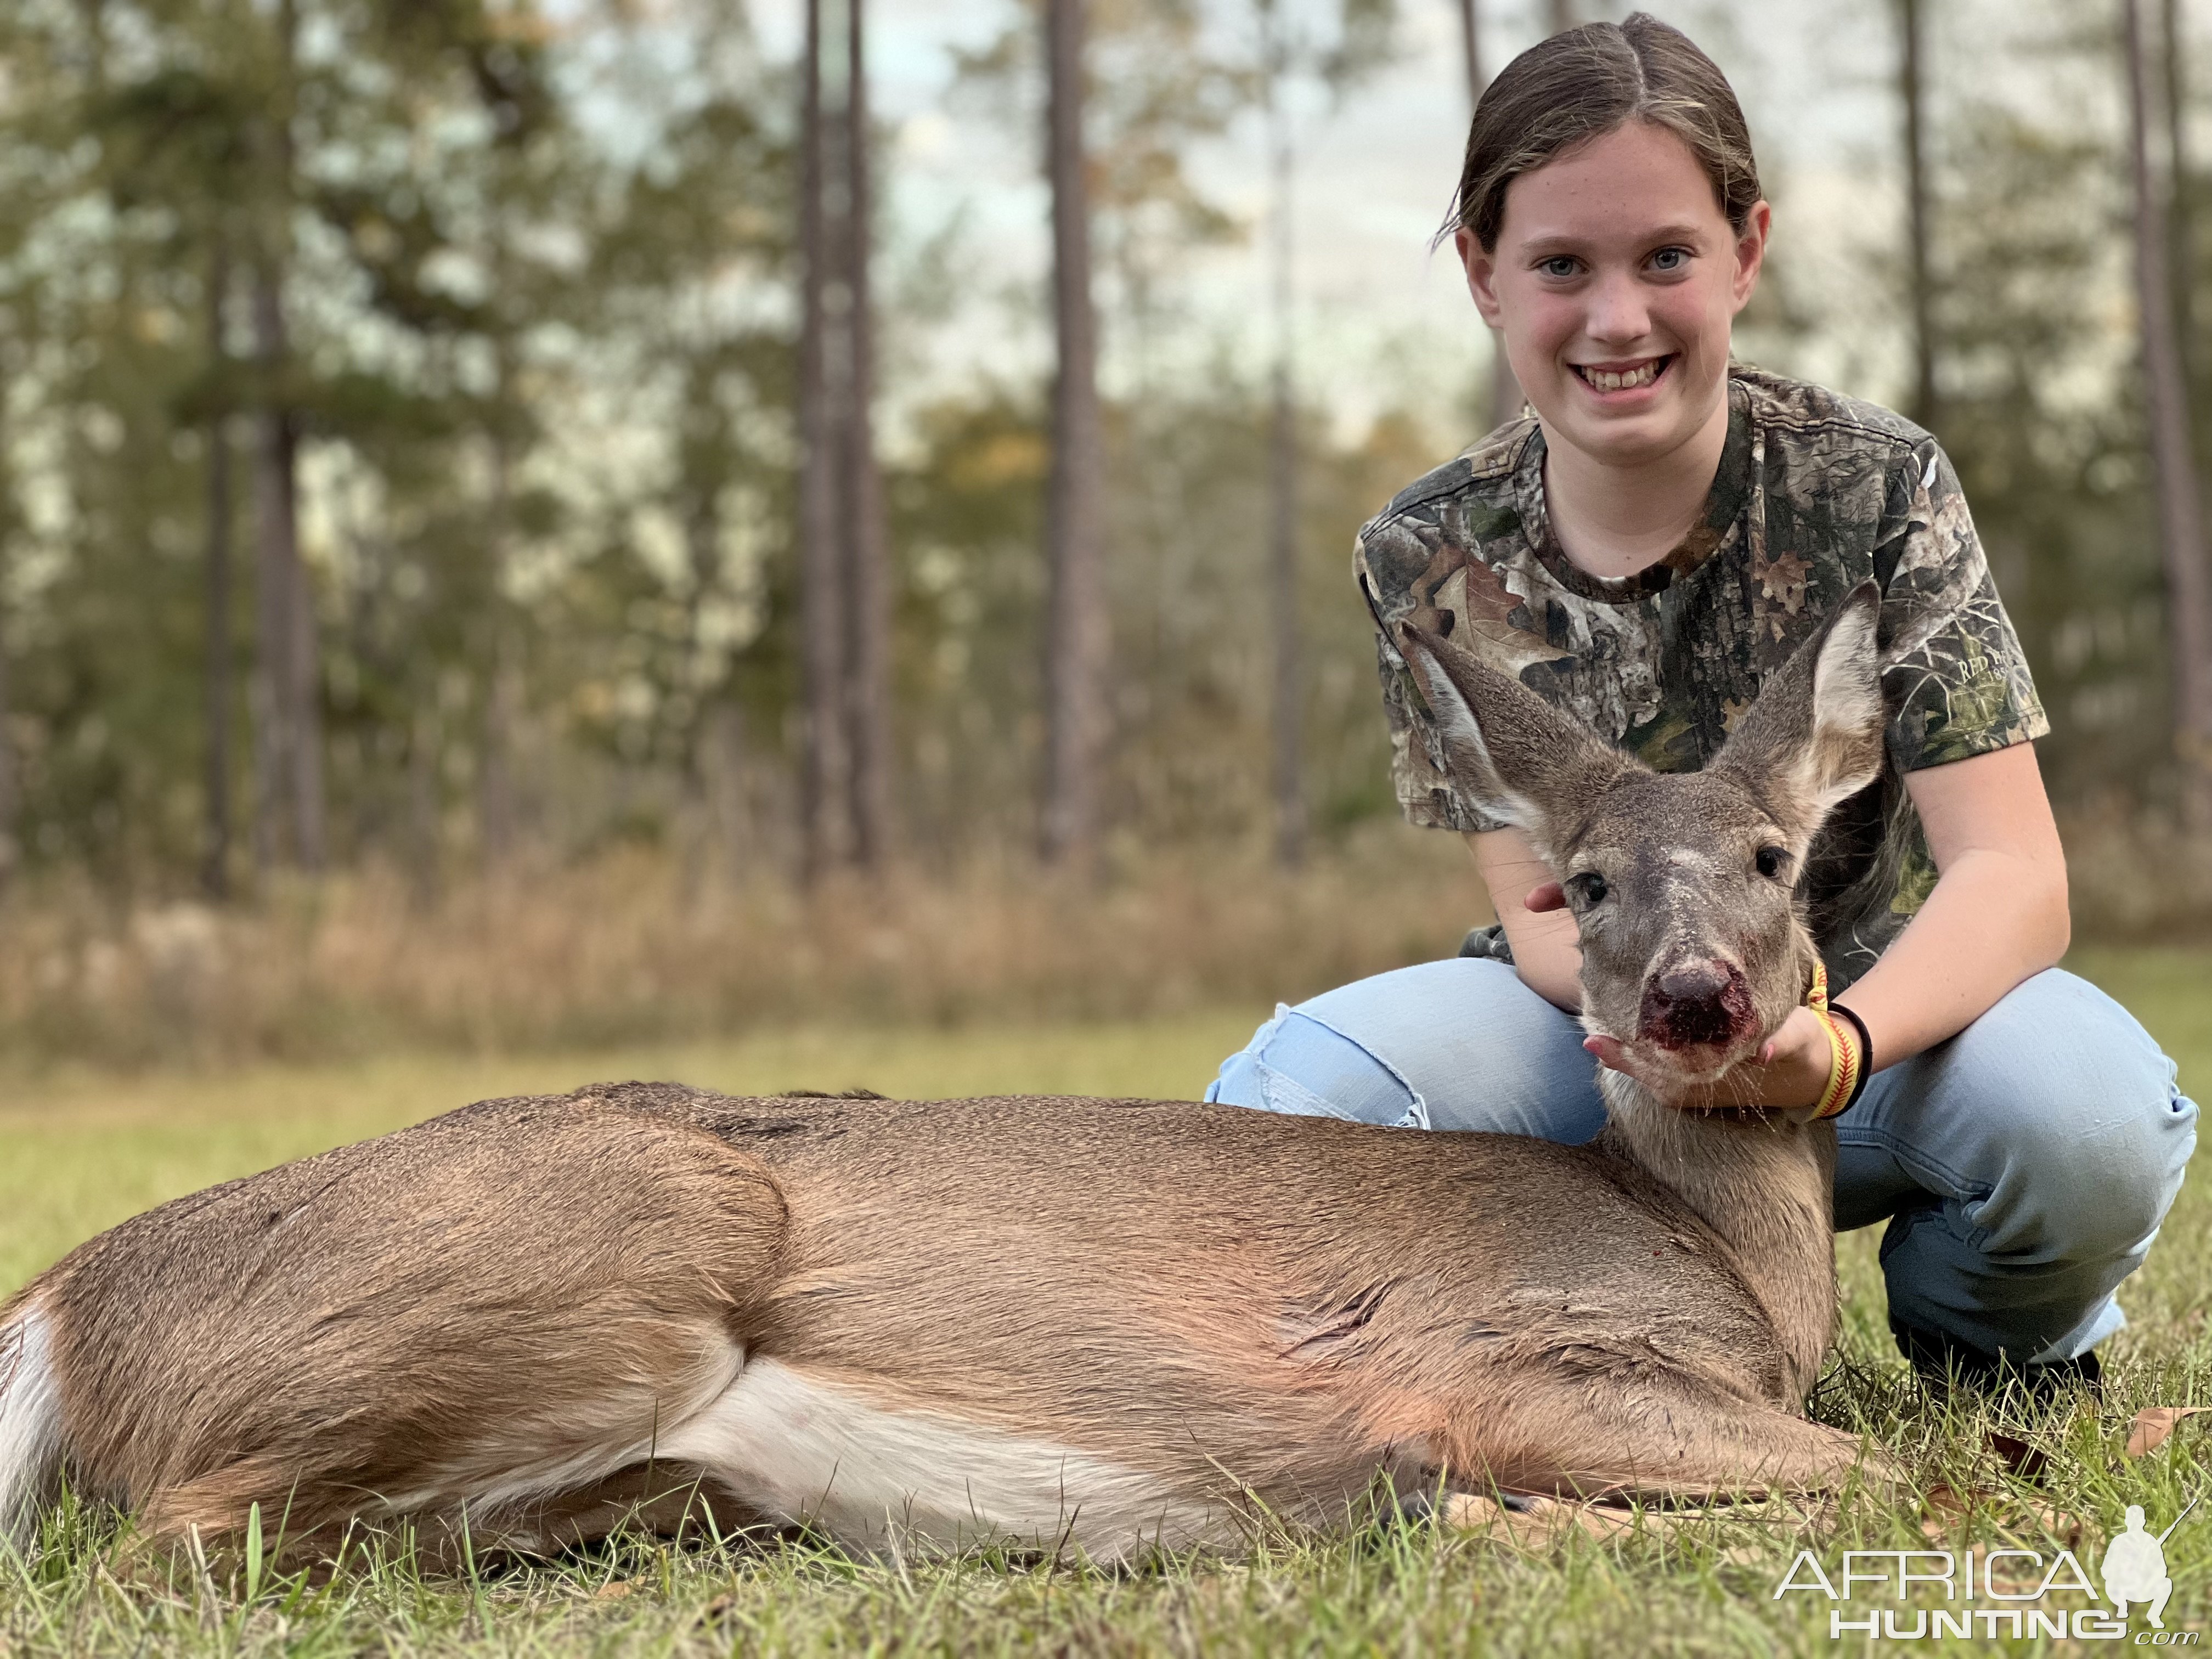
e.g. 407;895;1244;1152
203;239;234;901
408;705;441;912
700;700;753;889
1898;0;1938;431
251;257;323;873
1041;0;1109;865
1263;1;1302;868
250;257;296;875
1455;0;1480;97
2163;0;2193;391
2126;0;2212;829
478;648;519;868
0;323;18;891
479;353;518;873
678;487;716;900
0;543;15;894
796;0;848;881
286;440;324;871
841;0;892;870
249;0;323;874
1453;0;1521;433
247;654;280;874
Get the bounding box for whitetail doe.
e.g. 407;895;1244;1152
0;585;1891;1565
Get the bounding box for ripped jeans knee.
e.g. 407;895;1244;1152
1205;957;1608;1142
1205;1006;1431;1128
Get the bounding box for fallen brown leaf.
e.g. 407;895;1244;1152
2126;1407;2212;1459
593;1581;635;1602
1987;1432;2050;1483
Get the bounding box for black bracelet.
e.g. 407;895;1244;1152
1827;1002;1875;1110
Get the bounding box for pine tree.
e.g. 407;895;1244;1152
1041;0;1109;867
2125;0;2212;827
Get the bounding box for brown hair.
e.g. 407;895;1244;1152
1447;13;1762;252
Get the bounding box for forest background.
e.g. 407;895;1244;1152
0;0;2207;1068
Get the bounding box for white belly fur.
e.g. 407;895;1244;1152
658;1356;1233;1560
0;1304;62;1548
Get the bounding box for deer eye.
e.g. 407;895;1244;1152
1755;845;1790;882
1568;872;1610;907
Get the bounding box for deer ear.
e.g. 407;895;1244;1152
1713;582;1886;830
1397;619;1626;854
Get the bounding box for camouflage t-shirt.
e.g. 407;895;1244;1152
1355;364;2049;990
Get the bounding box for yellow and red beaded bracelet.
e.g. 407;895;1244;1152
1803;960;1872;1119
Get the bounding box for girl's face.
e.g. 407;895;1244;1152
1458;121;1769;469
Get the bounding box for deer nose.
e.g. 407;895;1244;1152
1656;961;1732;1005
1638;958;1754;1051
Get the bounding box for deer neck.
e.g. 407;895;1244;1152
1594;1073;1838;1404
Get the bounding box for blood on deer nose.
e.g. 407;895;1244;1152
1638;958;1755;1050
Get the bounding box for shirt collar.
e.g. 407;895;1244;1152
1512;370;1757;606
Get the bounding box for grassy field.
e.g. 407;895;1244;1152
1;950;2208;1655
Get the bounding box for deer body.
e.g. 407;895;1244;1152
0;586;1891;1562
1;1082;1854;1561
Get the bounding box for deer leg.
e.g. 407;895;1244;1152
466;1463;767;1558
101;1109;789;1557
1459;1376;1888;1503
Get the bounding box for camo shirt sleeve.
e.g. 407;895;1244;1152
1874;438;2050;770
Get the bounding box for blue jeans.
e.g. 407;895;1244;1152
1206;960;2198;1365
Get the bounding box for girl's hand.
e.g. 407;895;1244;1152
1582;1006;1842;1113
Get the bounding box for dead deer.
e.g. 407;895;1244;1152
0;584;1891;1566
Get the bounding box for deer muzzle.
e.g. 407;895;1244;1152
1637;958;1757;1053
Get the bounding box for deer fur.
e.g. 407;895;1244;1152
0;585;1892;1565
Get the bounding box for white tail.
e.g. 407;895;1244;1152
0;1305;62;1551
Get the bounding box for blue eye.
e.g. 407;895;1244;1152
1651;247;1689;271
1539;256;1578;279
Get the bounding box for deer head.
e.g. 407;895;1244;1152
1397;583;1885;1097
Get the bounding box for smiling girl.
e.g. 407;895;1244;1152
1207;14;2197;1393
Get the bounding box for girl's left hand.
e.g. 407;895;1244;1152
1582;1006;1839;1113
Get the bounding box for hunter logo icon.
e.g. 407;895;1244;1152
2104;1497;2194;1629
1771;1488;2200;1641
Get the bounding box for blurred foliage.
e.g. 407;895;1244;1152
0;0;2204;912
1934;103;2168;812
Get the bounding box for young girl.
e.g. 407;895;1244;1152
1207;14;2197;1395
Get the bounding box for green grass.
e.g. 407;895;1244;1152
2;955;2209;1656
